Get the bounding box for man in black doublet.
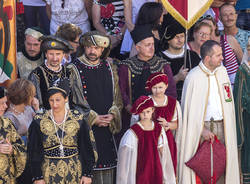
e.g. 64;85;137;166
28;35;73;110
68;31;122;184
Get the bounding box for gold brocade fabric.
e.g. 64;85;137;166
0;117;26;184
32;110;96;183
42;156;82;183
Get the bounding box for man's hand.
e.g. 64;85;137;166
34;179;46;184
177;66;189;81
125;104;132;114
102;114;114;122
80;176;92;184
31;97;40;111
0;139;13;155
202;128;215;142
94;114;114;127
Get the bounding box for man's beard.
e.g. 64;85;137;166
85;53;100;62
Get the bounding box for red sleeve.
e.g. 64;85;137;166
118;65;131;107
164;64;177;99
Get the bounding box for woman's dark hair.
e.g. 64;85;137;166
48;90;68;99
136;2;163;30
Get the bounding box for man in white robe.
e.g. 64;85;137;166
179;40;240;184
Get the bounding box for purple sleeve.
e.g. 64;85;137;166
118;65;131;107
164;64;177;99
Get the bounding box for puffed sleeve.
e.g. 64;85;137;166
4;118;27;178
116;129;137;184
78;119;96;178
27;119;44;182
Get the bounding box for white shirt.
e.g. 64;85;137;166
46;0;90;34
200;62;223;121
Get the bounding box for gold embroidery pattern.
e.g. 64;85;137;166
0;117;26;182
57;160;69;177
42;157;81;183
64;120;80;136
0;155;8;171
42;159;50;182
49;163;57;177
40;119;55;136
89;130;95;142
44;135;58;148
62;135;75;146
37;111;85;183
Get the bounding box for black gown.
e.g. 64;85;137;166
27;110;96;183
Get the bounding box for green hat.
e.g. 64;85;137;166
79;31;111;59
40;35;74;53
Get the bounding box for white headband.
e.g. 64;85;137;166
25;28;43;40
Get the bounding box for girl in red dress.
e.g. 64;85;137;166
116;96;176;184
145;72;182;174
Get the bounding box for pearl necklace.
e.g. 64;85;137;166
10;104;24;115
50;108;68;157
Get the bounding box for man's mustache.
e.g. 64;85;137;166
88;53;97;57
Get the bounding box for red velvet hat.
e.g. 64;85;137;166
131;96;154;115
145;72;168;91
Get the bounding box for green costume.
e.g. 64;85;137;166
234;62;250;184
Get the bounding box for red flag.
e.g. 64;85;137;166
161;0;213;29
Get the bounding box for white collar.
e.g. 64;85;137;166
137;121;154;130
151;95;167;106
200;61;219;75
45;59;62;72
162;49;185;59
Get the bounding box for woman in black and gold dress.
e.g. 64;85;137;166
0;87;26;184
27;79;96;184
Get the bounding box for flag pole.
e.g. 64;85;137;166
184;28;188;68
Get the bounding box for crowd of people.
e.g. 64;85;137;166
0;0;250;183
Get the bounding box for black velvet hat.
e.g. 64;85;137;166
0;87;5;98
130;24;154;45
40;35;73;53
160;14;185;42
48;78;70;98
